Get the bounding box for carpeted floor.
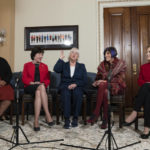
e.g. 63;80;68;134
0;116;150;150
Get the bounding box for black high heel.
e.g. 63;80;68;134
140;131;150;139
47;121;55;126
123;118;137;126
34;126;40;131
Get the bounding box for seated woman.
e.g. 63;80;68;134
53;48;87;129
22;47;54;131
123;45;150;139
87;47;126;129
0;57;14;120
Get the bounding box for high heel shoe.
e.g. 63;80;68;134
140;131;150;139
47;121;55;127
123;118;137;126
87;114;98;124
34;126;40;131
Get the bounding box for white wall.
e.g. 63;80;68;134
14;0;98;72
15;0;149;72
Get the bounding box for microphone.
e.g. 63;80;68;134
15;72;22;88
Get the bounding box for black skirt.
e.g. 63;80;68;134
24;84;40;96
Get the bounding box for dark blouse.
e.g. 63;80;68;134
34;64;40;82
0;57;14;100
0;57;12;84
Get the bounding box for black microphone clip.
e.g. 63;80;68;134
15;72;22;88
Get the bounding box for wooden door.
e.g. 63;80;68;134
104;6;150;107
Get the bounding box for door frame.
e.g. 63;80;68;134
97;0;150;62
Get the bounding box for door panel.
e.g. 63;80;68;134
104;8;132;107
104;6;150;107
131;6;150;101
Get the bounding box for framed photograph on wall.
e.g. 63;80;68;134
24;25;78;50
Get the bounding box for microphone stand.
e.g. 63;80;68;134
96;73;141;150
60;72;141;150
0;73;64;150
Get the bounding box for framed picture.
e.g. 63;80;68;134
24;25;78;50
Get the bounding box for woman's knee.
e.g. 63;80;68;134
98;82;107;89
38;84;46;92
35;90;41;97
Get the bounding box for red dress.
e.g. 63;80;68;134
0;77;14;101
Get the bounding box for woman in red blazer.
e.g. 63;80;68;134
123;45;150;139
22;47;54;131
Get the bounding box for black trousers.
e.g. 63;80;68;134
60;87;83;119
134;83;150;127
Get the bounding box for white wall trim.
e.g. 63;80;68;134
97;0;150;62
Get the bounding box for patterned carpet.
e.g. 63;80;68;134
0;116;150;150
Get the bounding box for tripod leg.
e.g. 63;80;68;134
111;133;119;150
19;126;30;143
8;144;19;150
10;129;16;142
96;131;107;150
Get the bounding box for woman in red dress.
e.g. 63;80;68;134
22;47;53;131
123;45;150;139
0;57;14;119
87;47;126;129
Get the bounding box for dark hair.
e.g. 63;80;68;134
30;47;44;60
104;47;117;59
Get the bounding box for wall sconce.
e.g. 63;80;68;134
0;29;6;44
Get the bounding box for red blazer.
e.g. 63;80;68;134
22;62;50;88
138;63;150;86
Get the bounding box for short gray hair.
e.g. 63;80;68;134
70;47;79;56
68;47;79;61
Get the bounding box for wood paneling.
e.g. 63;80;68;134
104;7;132;107
104;6;150;107
0;0;15;71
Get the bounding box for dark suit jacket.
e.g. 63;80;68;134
53;59;87;90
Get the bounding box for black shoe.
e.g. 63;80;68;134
47;121;55;127
4;115;9;120
34;127;40;131
63;119;70;129
0;116;4;121
123;118;137;126
140;131;150;139
71;118;78;127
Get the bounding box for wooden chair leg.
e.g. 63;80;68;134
48;94;53;115
21;101;25;125
56;96;60;124
135;115;139;130
26;103;29;121
123;105;125;123
49;100;53;115
82;96;87;125
10;102;13;125
119;104;123;128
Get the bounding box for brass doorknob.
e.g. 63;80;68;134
133;64;137;75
